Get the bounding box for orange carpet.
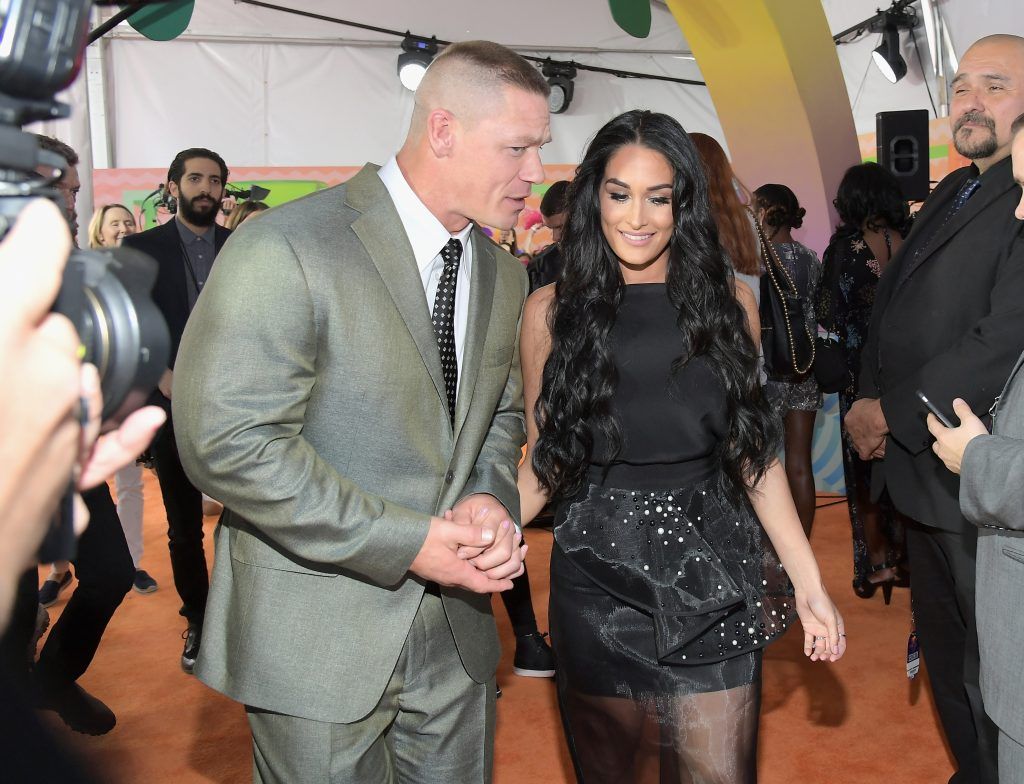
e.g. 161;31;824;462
39;473;955;782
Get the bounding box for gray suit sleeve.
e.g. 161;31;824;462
960;434;1024;531
172;227;430;587
460;278;528;526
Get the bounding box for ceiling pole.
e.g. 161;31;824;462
664;0;861;253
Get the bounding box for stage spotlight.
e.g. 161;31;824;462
872;20;908;83
397;34;438;91
542;60;577;114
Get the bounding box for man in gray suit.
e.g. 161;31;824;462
928;114;1024;783
171;41;551;783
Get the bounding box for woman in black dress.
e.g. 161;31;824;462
517;111;845;783
818;163;910;601
752;184;822;538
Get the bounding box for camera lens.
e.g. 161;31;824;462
62;247;170;424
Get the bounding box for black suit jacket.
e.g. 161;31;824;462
859;155;1024;531
122;219;232;370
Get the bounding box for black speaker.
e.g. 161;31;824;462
876;109;930;201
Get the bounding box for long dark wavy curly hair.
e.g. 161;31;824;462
532;110;780;502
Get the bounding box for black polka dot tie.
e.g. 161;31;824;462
432;238;462;425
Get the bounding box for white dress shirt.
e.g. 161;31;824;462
378;157;474;394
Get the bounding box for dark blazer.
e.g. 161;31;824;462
859;155;1024;531
122;218;232;369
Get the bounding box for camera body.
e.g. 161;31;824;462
1;0;171;560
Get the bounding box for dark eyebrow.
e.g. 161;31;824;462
605;178;672;191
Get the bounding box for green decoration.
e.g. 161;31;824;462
127;1;195;42
608;0;652;38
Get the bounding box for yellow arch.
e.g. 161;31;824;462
665;0;861;252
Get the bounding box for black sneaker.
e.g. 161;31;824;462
512;631;556;678
36;681;116;735
38;570;73;608
181;624;202;674
132;569;158;594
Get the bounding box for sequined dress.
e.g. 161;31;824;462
550;283;793;784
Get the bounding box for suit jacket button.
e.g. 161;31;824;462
445;471;455;484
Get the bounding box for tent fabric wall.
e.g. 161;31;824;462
106;38;718;169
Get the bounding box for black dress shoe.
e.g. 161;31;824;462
36;681;116;736
513;632;556;678
181;623;202;674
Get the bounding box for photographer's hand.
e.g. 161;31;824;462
158;368;173;399
77;363;165;491
0;200;82;611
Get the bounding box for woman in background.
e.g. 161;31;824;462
819;163;910;602
518;110;844;783
753;184;822;538
224;199;268;231
690;133;763;377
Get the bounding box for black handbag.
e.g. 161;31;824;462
753;216;814;380
812;243;851;394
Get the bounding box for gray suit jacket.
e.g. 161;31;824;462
960;349;1024;744
171;164;528;723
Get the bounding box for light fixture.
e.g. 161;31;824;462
543;59;577;114
872;22;907;83
397;34;438;92
868;6;918;84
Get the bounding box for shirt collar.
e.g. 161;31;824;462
378;156;474;276
175;216;214;246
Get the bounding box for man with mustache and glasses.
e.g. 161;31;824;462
846;35;1024;784
122;148;232;675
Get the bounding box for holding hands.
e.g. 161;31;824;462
409;493;526;595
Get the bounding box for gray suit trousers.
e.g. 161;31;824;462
246;592;496;784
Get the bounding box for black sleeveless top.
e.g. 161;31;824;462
589;283;728;489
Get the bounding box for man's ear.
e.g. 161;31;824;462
426;109;457;158
166;180;180;199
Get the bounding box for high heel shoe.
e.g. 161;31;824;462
853;563;897;605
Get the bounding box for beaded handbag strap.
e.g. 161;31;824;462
749;209;815;375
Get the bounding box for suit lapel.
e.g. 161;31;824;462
214;225;231;254
158;219;190;316
347;167;448;413
453;232;496;441
903;184;1013;286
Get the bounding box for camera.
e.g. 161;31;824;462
1;0;171;559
